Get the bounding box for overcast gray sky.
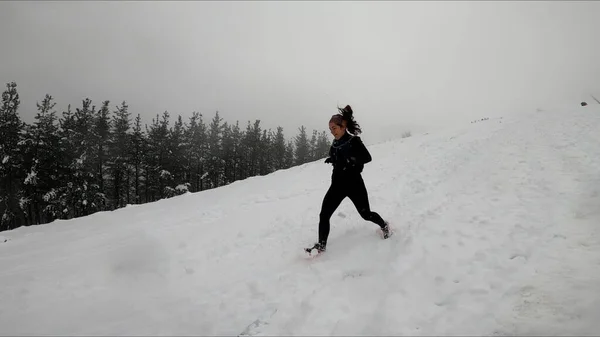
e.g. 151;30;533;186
1;1;599;144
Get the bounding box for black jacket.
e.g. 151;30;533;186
326;132;372;178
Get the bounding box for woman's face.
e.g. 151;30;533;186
329;121;346;140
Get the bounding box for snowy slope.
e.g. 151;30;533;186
1;106;600;336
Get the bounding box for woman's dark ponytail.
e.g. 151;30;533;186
338;105;362;135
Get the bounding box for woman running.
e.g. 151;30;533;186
306;105;390;254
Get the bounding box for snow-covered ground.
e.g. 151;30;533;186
1;106;600;336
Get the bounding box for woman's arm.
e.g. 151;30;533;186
350;136;372;164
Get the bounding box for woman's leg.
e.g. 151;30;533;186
347;175;387;228
318;183;347;247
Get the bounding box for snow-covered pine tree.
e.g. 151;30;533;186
21;94;61;225
93;100;111;209
54;104;76;219
309;129;319;161
0;82;25;230
272;126;287;171
294;125;311;165
229;121;243;183
240;121;253;180
129;113;146;204
240;119;262;178
184;112;207;192
164;114;187;197
67;98;103;217
206;111;224;189
259;128;272;176
220;122;235;185
316;130;331;160
145;111;171;201
108;101;131;209
284;140;295;169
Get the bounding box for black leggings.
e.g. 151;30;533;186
318;174;386;245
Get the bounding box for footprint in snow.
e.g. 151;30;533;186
509;252;529;261
239;308;278;336
343;270;365;280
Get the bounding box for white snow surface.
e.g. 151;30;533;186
1;107;600;336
